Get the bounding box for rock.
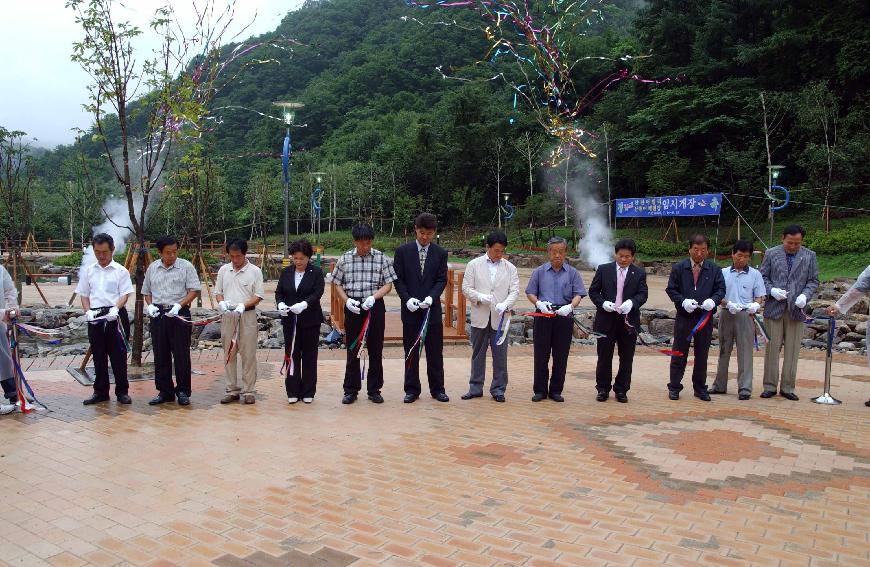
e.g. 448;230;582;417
845;332;865;342
835;342;855;350
856;322;868;334
650;318;675;337
320;323;332;335
199;322;221;341
526;329;534;340
509;322;525;336
801;339;826;349
262;337;283;349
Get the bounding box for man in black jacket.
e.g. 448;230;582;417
665;234;726;401
588;239;648;403
393;213;450;403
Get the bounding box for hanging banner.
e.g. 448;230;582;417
616;193;723;218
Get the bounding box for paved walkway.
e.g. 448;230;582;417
2;346;869;567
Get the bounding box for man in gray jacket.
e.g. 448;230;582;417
760;224;819;400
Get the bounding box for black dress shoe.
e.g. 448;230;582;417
532;393;546;402
403;394;418;404
781;392;799;401
549;394;565;402
341;393;357;405
461;392;482;400
760;391;775;398
668;391;680;401
83;394;109;405
177;394;190;406
433;392;449;402
615;392;628;403
708;388;726;395
596;391;608;402
738;393;751;400
116;394;132;405
148;394;174;406
865;399;870;407
492;394;506;403
694;391;712;401
368;393;384;404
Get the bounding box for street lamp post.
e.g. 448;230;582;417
272;101;304;266
310;171;326;266
768;164;785;242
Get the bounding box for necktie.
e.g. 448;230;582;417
615;267;626;306
419;246;427;274
692;263;701;286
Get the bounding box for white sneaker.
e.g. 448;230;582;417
302;397;313;404
0;402;15;415
288;397;298;404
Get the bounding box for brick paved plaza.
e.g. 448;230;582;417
2;346;868;566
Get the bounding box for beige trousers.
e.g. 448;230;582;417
221;310;259;395
762;316;805;395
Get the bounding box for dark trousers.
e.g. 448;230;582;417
343;299;385;395
669;312;713;394
151;307;192;398
595;324;637;394
88;308;130;397
403;312;445;397
533;315;573;396
1;378;16;403
283;319;319;398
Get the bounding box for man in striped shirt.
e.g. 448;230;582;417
331;224;397;405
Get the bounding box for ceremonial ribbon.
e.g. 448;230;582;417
803;313;836;353
348;311;372;382
491;311;507;347
7;319;48;412
753;313;769;351
14;323;61;345
224;314;241;366
621;313;683;356
280;316;297;376
687;310;713;343
405;308;432;369
175;313;223;327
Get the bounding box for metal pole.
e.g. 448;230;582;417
813;317;842;405
284;126;290;264
604;126;611;229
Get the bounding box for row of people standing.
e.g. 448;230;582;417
67;219;862;410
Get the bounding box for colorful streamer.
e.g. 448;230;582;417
405;309;432;368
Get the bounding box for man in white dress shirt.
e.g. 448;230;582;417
75;233;134;405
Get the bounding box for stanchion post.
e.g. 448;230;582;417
812;317;842;405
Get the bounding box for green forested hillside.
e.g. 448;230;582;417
16;0;870;243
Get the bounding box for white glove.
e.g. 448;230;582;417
233;303;246;315
145;304;160;318
682;299;698;313
362;296;376;310
771;287;788;301
794;294;807;309
726;301;741;315
746;302;761;314
218;300;229;313
290;301;307;315
556;304;573;317
701;298;716;311
85;309;99;322
478;294;493;304
495;301;509;314
106;306;119;321
535;300;553;314
618;299;633;315
277;301;289;312
420;296;433;309
167;303;182;317
4;309;15;322
602;301;617;313
346;298;361;314
406;298;420;312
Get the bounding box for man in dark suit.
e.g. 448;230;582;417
760;224;819;400
393;213;450;403
588;238;648;403
665;234;727;401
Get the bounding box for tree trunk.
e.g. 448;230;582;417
131;234;146;366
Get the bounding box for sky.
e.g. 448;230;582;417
0;0;304;148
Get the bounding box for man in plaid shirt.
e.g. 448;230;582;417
331;224;397;404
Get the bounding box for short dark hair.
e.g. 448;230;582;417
688;233;709;247
485;231;508;248
226;238;248;254
156;235;179;252
782;224;806;238
732;239;754;254
414;213;438;230
288;238;314;258
614;238;636;255
547;236;568;250
351;224;375;241
92;233;115;250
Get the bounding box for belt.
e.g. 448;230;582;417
92;306;126;313
154;304;187;313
